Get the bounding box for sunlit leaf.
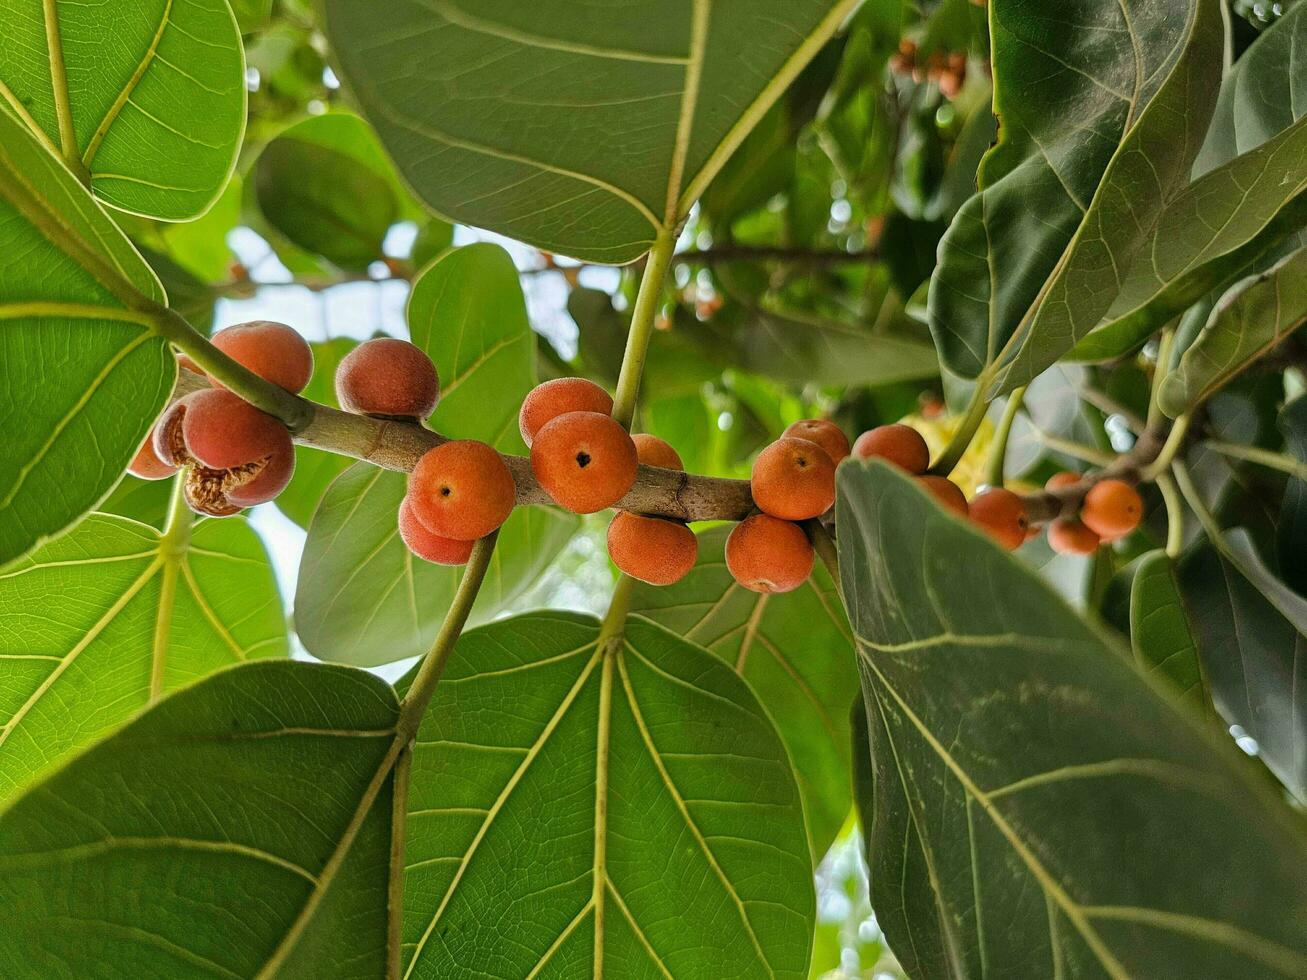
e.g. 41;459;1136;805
0;0;245;220
0;511;286;805
631;525;857;860
398;612;814;977
0;105;173;567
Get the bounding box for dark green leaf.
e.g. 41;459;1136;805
398;612;814;977
571;287;722;395
0;106;174;567
0;511;287;805
255;113;404;271
720;304;939;387
1276;395;1307;595
1178;530;1307;802
840;460;1307;977
0;660;401;977
630;525;857;860
0;0;245;220
1194;1;1307;176
295;465;575;666
928;0;1225;394
1158;246;1307;416
1129;551;1210;714
324;0;862;262
1071;4;1307;362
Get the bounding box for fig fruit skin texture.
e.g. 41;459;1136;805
916;475;968;517
1081;479;1144;540
607;512;698;586
398;496;475;565
725;514;814;594
1049;518;1101;555
209;321;314;394
152;389;296;517
519;378;614;447
631;433;683;470
336;338;440;419
852;424;930;474
750;437;837;521
783;419;850;464
968;487;1028;551
530;411;638;514
408;440;517;541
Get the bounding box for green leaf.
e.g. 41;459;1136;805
928;0;1225;394
295;465;575;666
1275;395;1307;596
0;660;402;977
409;244;537;453
0;511;287;806
398;612;814;977
1178;530;1307;803
0;105;174;568
630;525;856;861
1157;246;1307;417
323;0;861;263
1193;1;1307;177
839;460;1307;977
1129;551;1210;714
719;304;940;387
0;0;245;220
571;287;722;396
277;337;359;528
255;113;406;271
1067;4;1307;362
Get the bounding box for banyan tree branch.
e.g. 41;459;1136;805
172;369;754;523
170;371;1176;526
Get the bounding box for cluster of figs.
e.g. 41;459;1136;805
130;322;1144;593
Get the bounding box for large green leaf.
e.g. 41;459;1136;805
1129;551;1209;714
0;0;245;220
630;525;856;861
1193;1;1307;177
1157;246;1307;417
1178;531;1307;803
255;113;409;271
0;660;402;977
0;511;286;805
409;244;537;453
323;0;861;263
1067;4;1307;362
295;464;575;666
716;303;940;388
840;461;1307;978
928;0;1225;395
397;612;814;977
0;105;174;568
